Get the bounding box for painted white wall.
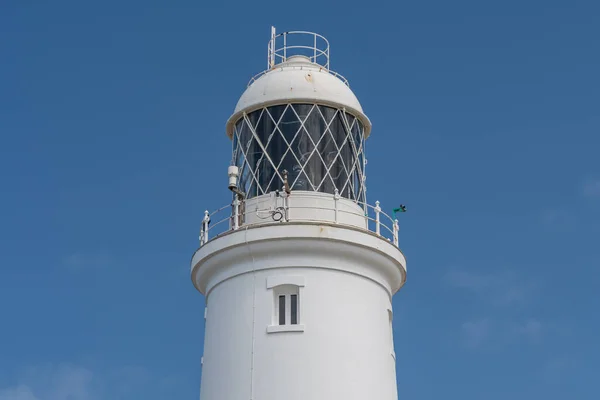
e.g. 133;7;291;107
193;223;405;400
243;191;368;230
197;31;404;400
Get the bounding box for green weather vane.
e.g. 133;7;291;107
392;204;407;220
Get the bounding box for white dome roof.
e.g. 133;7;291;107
226;56;371;138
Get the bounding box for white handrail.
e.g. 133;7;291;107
268;31;330;69
198;193;401;249
245;29;349;88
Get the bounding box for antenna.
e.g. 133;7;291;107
269;26;276;68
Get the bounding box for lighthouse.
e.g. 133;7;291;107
191;28;407;400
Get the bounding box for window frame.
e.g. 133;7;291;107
267;275;305;334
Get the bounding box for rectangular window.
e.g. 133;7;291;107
278;295;286;325
290;294;298;324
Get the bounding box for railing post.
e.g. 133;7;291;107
333;189;340;223
313;33;317;63
374;201;381;236
393;219;399;247
283;192;290;222
233;198;240;230
202;210;210;245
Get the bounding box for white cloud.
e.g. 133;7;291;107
0;364;182;399
542;356;577;383
0;365;94;400
540;208;576;229
0;364;189;400
447;270;545;349
511;319;543;341
583;179;600;198
462;319;491;348
444;269;534;306
62;253;111;271
0;385;38;400
445;270;492;292
461;318;544;349
107;366;150;396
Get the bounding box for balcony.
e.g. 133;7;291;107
197;191;401;249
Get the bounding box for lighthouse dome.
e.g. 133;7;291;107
226;55;372;139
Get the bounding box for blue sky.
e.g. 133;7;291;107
1;0;599;399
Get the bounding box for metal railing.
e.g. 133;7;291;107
198;192;400;249
246;29;349;87
268;31;330;69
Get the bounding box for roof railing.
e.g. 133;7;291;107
268;30;330;70
246;28;349;88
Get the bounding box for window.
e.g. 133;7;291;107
274;287;299;326
278;295;286;325
267;275;305;333
290;294;298;324
276;293;299;325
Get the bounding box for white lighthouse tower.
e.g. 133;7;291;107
191;28;407;400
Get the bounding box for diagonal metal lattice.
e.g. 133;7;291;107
232;104;366;203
